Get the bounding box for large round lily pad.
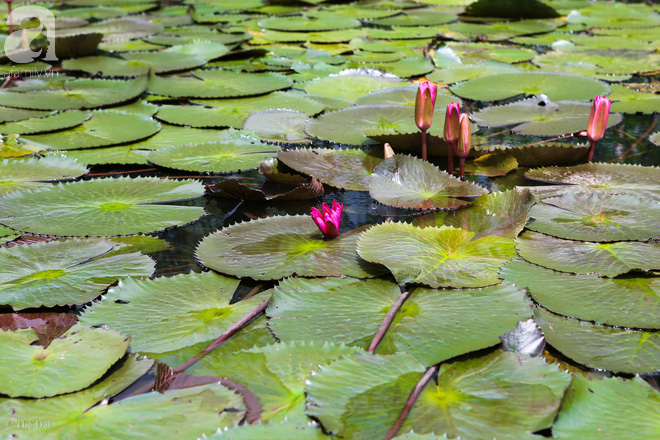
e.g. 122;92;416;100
302;73;403;101
196;215;385;280
516;230;660;277
357;223;516;288
526;192;660;241
501;258;660;329
450;72;610;102
243;109;311;144
277;147;383;191
23;111;161;150
0;110;93;135
369;155;487;210
0;324;129;397
0;177;205;237
79;271;266;353
120;41;230;74
535;306;660;374
0;156;88;196
269;277;531;366
259;15;361;32
0;239;155;310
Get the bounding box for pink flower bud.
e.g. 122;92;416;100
443;102;460;143
587;95;611;143
415;81;437;131
455;113;471;158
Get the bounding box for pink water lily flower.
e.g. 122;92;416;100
586;95;611;162
414;80;437;161
311;200;343;238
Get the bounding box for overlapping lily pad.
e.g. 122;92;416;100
147;70;293;98
0;110;93;135
526;192;660;241
357;223;516;288
439;42;537;65
427;61;521;84
608;84;660;114
0;156;88;196
121;41;230;73
369;155;488;210
243;110;310;144
0;177;205;236
302;72;403;101
268;277;531;365
516;230;660;276
535;306;660;374
277;147;383;191
62;56;150;77
148;133;278;173
501;258;660;328
0;324;129;397
0;76;148;110
259;15;361;32
0;239;155;310
471;97;622;136
79;271;267;353
451;72;610;102
23;111;161;150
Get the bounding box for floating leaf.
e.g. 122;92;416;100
0;110;93;135
471;97;622;136
451;72;610;102
269;277;531;365
0;177;205;237
0;156;88;196
86;17;165;40
427;61;521;85
0;239;155;310
354;86;458;110
302;73;403;101
196;216;385;280
148;70;293;99
516;230;660;276
357;223;516;288
553;376;660;440
464;0;560;18
277;147;383;191
259;16;361;32
0;324;129;397
243;109;310;144
608;84;660;115
449;19;559;42
121;41;230;74
533;49;660;76
0;312;78;348
191;342;359;423
412;189;536;239
0;225;18;245
0;76;148;111
471;152;519;176
148;135;277;173
368;155;487;210
79;272;267;353
502;258;660;329
62;56;150;77
535;306;660;374
371;9;456;26
441;42;537;65
23;111;161;150
526;192;660;241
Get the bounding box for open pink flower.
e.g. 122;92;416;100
311;200;343;238
587;95;611;143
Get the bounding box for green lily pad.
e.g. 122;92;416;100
302;72;403;101
502;258;660;328
189;342;359;424
57;146;151;166
269;277;531;365
412;189;536;239
470;152;519;177
565;5;660;29
533;49;660;76
259;16;361;32
79;271;268;353
427;61;522;85
0;110;93;135
440;42;537;65
277;147;383;191
22;111;161;150
464;0;560;18
306;350;425;436
206;421;328;439
471;97;622;136
534;306;660;374
243;109;311;144
62;56;150;77
516;230;660;277
0;225;19;245
196;215;385;280
148;132;278;173
0;239;155;310
86;17;165;40
553;376;660;440
368;26;441;40
99;39;165;52
480;142;590;167
148;70;293;99
371;9;456;26
121;41;230;74
449;19;559;42
451;72;610;102
0;177;205;237
0;76;148;110
261;28;368;44
608;84;660;115
369;155;487;210
0;155;88;196
0;382;246;439
526;192;660;241
0;107;51;124
357;223;516;288
354;86;458;110
0;324;129;397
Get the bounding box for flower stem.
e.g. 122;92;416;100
447;141;454;175
368;287;415;353
587;140;597;162
459;157;465;181
421;129;427;161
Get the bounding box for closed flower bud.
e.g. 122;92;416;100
587;95;611;143
443;102;460;143
455;113;471;158
415;81;437;131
